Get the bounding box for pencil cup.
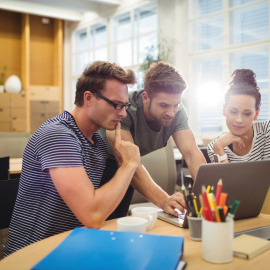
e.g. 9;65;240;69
131;207;158;230
202;219;234;263
117;217;147;233
187;216;202;241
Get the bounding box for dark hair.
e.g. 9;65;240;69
144;61;187;97
75;61;136;107
225;69;261;110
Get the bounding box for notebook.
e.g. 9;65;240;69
192;160;270;220
32;227;184;270
233;234;270;259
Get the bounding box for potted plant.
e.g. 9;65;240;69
138;38;173;88
0;65;7;93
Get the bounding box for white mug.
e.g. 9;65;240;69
131;206;158;230
117;216;148;233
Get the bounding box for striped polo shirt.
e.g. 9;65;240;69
207;120;270;162
4;111;107;257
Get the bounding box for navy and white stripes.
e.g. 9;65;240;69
4;111;107;257
207;120;270;162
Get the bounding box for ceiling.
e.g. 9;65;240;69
0;0;121;21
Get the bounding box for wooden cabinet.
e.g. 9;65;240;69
0;93;26;132
29;85;60;133
30;100;59;134
0;10;63;133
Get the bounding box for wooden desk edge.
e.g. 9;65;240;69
0;215;269;270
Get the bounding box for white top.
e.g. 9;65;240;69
207;120;270;162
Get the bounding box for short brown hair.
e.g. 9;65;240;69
75;61;136;106
144;61;187;97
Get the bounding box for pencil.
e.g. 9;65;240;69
199;194;203;217
215;179;223;206
192;193;199;216
202;185;214;221
181;184;188;200
212;194;221;222
180;170;184;186
218;192;228;207
181;184;189;212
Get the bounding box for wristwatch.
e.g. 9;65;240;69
213;153;228;163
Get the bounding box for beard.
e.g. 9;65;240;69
147;102;174;127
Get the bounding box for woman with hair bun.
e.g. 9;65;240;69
207;69;270;163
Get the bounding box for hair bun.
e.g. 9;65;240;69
229;69;259;90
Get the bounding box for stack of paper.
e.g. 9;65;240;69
32;227;184;270
233;234;270;259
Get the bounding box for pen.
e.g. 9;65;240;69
188;183;192;195
225;200;240;222
187;194;197;217
217;206;225;222
215;179;223;206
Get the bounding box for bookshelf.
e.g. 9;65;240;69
0;10;63;133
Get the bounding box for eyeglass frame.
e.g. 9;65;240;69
93;91;131;110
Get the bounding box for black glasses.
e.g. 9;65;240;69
94;92;131;110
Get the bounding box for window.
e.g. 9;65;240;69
71;1;158;94
189;0;270;135
110;1;158;89
229;1;269;44
90;23;108;62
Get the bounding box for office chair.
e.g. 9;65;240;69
0;156;10;180
199;147;211;163
180;146;211;187
130;139;177;205
0;178;20;247
181;146;211;168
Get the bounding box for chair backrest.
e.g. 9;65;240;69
199;147;211;163
130;139;177;204
0;156;10;180
0;178;20;229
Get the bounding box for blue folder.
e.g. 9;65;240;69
32;227;184;270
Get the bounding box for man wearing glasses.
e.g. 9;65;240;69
5;61;140;256
99;61;206;219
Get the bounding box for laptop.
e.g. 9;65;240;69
157;160;270;228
